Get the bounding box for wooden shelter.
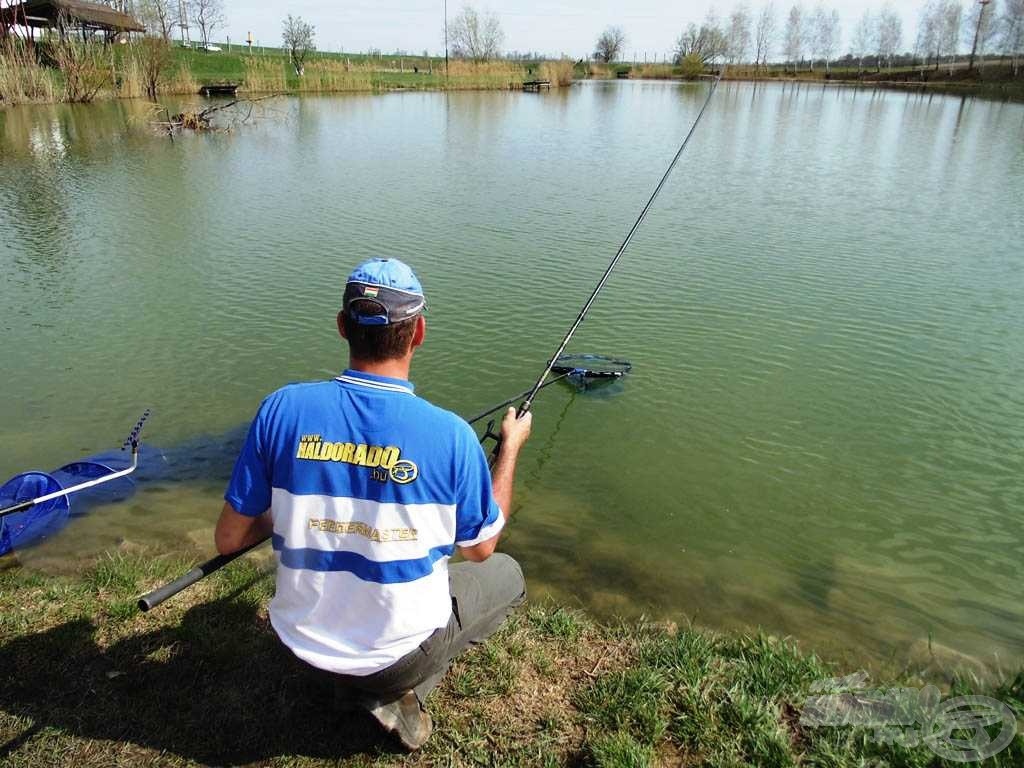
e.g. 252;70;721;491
1;0;145;41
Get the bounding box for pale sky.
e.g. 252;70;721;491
221;1;923;58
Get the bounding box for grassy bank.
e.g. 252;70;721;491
1;551;1021;767
0;40;572;107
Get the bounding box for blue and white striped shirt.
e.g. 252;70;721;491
225;370;503;675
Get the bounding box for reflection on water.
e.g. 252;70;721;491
1;82;1023;673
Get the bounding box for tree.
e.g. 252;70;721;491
783;4;804;72
726;5;753;63
810;3;840;72
916;0;943;67
282;15;315;76
189;0;225;48
966;0;998;70
940;0;963;73
138;0;178;40
594;25;626;63
675;11;728;65
852;9;876;72
876;4;903;70
754;3;777;71
1002;0;1024;74
449;5;504;62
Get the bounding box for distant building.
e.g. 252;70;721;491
1;0;145;42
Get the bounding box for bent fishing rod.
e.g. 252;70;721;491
505;69;724;428
0;410;150;520
137;372;608;612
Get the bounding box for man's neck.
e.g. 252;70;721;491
348;357;412;382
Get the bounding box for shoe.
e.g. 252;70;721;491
367;690;433;751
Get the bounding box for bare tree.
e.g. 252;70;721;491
726;5;753;63
937;1;963;72
136;36;173;98
916;0;942;67
876;4;903;70
966;0;998;70
189;0;224;48
53;12;111;103
675;11;728;65
852;9;876;72
1003;0;1024;73
783;4;804;72
449;5;504;62
594;25;626;63
282;15;315;75
138;0;178;40
810;3;840;72
754;3;777;71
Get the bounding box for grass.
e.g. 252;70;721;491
0;550;1022;766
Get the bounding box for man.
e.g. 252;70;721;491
214;258;532;750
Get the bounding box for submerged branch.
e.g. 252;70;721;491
152;94;284;134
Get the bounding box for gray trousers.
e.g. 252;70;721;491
328;553;526;705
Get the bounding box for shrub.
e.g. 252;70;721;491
680;53;705;80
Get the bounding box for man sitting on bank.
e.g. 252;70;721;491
213;258;532;750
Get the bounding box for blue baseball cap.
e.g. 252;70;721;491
343;258;426;326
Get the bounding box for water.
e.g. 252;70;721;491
2;82;1022;671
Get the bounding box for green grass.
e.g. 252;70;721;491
0;551;1021;766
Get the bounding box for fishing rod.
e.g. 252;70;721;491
138;66;723;610
0;410;150;520
137;364;625;612
499;68;725;443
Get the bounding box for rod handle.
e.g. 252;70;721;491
137;538;268;612
137;565;209;611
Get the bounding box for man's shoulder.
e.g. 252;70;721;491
256;380;337;415
407;396;477;441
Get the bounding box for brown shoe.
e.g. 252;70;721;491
366;690;433;751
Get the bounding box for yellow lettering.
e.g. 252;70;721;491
353;444;368;466
365;445;382;468
379;446;400;470
341;443;355;463
328;442;344;461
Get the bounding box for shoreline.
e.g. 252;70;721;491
1;550;1020;766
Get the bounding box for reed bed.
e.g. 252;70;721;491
297;59;375;92
0;40;58;105
538;59;574;87
242;57;289;93
632;64;675;79
444;60;525;90
588;62;613;79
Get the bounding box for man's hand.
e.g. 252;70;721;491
499;407;532;452
459;408;533;562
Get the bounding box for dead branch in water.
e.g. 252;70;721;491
152;94;284;134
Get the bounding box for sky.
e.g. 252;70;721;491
220;1;923;58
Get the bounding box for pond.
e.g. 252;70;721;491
1;81;1022;671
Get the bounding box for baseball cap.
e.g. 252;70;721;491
343;258;426;326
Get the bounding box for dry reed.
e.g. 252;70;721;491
538;59;574;87
0;39;58;105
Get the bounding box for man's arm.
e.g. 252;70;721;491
214;502;274;555
459;407;532;562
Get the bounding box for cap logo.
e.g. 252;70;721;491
363;285;380;298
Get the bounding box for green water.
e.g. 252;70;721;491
1;82;1022;669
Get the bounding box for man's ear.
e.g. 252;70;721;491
337;310;348;340
411;315;426;349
